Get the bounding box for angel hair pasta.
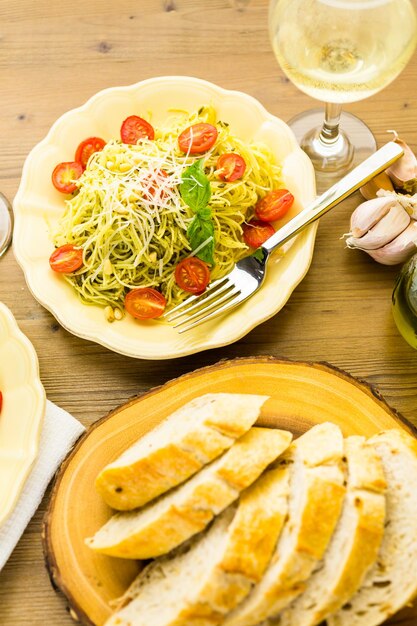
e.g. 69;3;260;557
50;106;283;321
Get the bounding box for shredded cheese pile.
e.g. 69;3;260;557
52;107;282;315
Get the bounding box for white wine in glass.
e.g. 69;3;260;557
269;0;417;189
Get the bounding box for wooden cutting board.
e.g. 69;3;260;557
43;357;417;626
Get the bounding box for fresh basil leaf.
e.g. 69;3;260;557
181;160;215;263
180;160;211;213
196;206;212;220
187;213;215;265
198;245;215;265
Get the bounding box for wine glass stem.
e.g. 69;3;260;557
319;102;343;145
295;102;355;184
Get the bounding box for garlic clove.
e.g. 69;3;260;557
360;172;395;200
367;222;417;265
349;196;398;238
386;137;417;194
346;203;411;250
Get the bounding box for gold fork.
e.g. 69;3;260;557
164;141;403;333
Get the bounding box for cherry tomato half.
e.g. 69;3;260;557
216;153;246;182
49;244;84;273
143;169;169;200
178;123;218;155
124;287;166;319
242;220;275;249
255;189;294;223
120;116;155;144
0;391;3;413
52;161;83;194
175;257;211;293
75;136;106;169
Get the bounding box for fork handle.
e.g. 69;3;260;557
261;141;404;255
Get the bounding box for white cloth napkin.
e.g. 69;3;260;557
0;399;85;570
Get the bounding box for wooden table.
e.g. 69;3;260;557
0;1;416;624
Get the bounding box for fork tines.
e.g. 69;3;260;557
163;277;242;333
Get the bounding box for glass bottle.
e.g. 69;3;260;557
392;253;417;349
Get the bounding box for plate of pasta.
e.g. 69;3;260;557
13;76;316;359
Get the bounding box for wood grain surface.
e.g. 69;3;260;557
0;1;417;625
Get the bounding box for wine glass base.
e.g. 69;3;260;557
0;193;13;259
288;108;377;193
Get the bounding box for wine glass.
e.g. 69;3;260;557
269;0;417;191
0;193;12;259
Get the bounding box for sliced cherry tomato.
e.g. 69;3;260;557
178;123;218;154
242;219;275;249
75;136;106;169
143;169;169;200
49;244;84;273
175;257;211;293
120;116;155;144
0;391;2;413
125;287;166;319
255;189;294;222
216;153;246;182
52;161;83;194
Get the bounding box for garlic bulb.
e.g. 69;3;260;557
345;194;417;265
346;135;417;265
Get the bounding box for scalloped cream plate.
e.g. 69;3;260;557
0;302;45;528
13;76;316;359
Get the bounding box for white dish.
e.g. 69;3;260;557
0;302;45;527
13;76;316;359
